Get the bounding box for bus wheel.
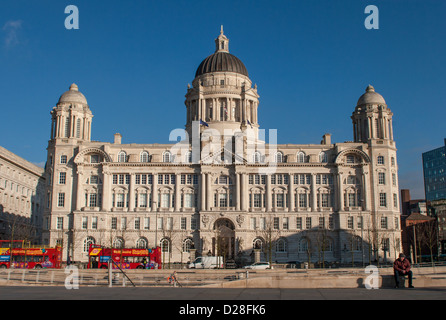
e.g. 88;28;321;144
35;265;42;269
0;264;7;269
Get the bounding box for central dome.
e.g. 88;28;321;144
195;27;249;78
195;51;248;78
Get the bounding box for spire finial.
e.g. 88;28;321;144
220;25;224;35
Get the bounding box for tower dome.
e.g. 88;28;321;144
58;83;88;105
356;85;386;106
195;26;248;78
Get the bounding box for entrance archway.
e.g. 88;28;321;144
212;218;235;261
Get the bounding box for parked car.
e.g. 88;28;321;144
243;262;273;270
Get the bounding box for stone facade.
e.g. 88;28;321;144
0;146;45;242
43;29;402;265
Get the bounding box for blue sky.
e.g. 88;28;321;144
1;0;445;199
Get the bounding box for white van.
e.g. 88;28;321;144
189;256;224;269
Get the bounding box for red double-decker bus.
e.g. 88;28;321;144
0;240;62;269
88;244;161;269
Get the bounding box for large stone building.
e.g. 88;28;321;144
43;29;402;266
0;146;45;242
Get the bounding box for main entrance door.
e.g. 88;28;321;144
212;218;235;260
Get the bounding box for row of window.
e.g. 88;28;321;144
51;216;199;232
50;151;397;166
49;191;398;210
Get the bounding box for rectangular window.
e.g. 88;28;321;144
381;217;388;229
378;172;386;185
296;217;302;230
329;215;334;230
348;193;356;207
219;193;228;207
92;216;98;230
161;194;170;208
89;193;97;207
134;217;140;230
144;217;150;230
379;193;387;207
276;194;284;207
273;217;280;230
347;216;354;229
283;217;289;230
191;217;197;230
321;193;330;207
58;193;65;207
59;172;66;184
113;174;118;184
111;217;117;230
305;217;312;229
393;193;398;208
121;217;127;230
260;217;266;230
253;194;261;208
250;217;256;230
82;217;88;230
318;217;325;229
60;155;68;164
139;193;147;208
56;217;63;230
299;194;307;208
187;194;195;208
357;216;363;229
392;173;397;186
116;193;125;208
181;217;187;230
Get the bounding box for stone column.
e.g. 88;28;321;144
76;169;83;211
311;173;317;211
235;173;241;211
175;173;180;212
102;169;111;212
129;173;135;211
266;174;272;212
152;173;158;211
289;174;295;212
200;172;206;211
206;173;212;211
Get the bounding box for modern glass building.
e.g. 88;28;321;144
423;139;446;201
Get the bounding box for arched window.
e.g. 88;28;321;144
319;151;328;163
275;152;284;163
113;237;124;249
118;151;127;163
140;151;149;163
163;151;172;163
297;152;306;163
161;238;171;253
182;239;194;253
136;238;148;249
253;152;261;163
298;238;309;252
253;238;264;250
322;238;333;252
83;236;95;253
276;238;287;253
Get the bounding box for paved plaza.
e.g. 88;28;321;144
1;285;445;300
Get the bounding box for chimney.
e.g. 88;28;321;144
322;133;332;145
114;133;122;144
